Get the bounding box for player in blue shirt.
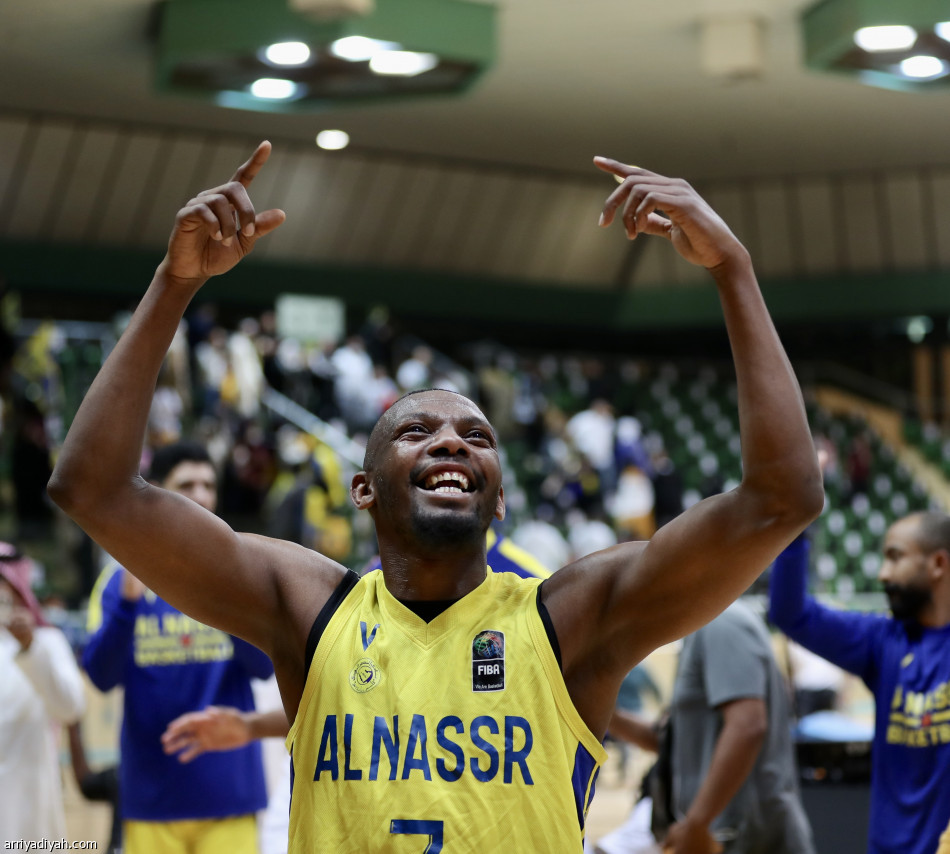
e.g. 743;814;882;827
83;441;272;854
768;514;950;854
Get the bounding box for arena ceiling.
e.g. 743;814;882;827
2;0;950;332
4;0;950;178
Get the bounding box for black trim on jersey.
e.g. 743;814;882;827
536;582;562;671
397;597;460;623
305;570;360;674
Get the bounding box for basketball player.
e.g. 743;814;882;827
48;142;822;853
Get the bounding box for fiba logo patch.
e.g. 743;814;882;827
350;657;381;693
472;630;505;692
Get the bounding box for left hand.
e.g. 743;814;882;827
8;606;35;652
594;158;745;271
161;706;252;763
662;819;723;854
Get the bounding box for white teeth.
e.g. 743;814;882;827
424;471;470;491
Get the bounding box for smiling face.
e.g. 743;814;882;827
353;390;505;551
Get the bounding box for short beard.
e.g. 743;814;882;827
409;505;489;551
883;582;932;623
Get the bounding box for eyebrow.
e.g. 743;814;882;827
394;410;496;439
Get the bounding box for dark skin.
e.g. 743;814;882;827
48;143;822;739
879;514;950;627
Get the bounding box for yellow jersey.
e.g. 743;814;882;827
937;822;950;854
286;568;605;853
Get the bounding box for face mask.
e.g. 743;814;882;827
883;582;933;623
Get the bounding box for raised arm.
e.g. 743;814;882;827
544;161;823;734
769;534;883;681
82;568;136;691
47;143;345;685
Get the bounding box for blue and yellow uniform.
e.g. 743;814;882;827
84;560;271;849
363;528;554;580
484;528;553;579
287;568;604;852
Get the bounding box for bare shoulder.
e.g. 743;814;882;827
234;532;351;647
539;540;652;737
237;531;350;610
235;532;352;718
540;540;650;651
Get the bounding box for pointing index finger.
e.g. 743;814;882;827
593;156;641;181
230;140;273;187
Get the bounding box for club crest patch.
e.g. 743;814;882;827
472;630;505;692
350;657;382;693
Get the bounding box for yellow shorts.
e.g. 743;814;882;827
124;814;258;854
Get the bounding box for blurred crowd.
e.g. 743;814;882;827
4;297;923;611
3;295;946;854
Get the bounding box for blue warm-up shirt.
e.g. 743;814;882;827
83;561;273;822
768;537;950;854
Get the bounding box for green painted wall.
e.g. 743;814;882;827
3;239;949;330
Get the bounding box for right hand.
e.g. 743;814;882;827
159;141;286;289
7;606;35;652
161;706;252;763
120;570;147;601
594;158;746;272
662;819;724;854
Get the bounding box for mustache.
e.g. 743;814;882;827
882;582;932;621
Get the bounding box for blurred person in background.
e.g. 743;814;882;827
330;334;375;433
785;640;846;719
162;705;291;854
650;447;684;530
11;397;55;540
83;440;273;854
768;515;950;854
566;397;618;496
612;663;662;786
395;343;433;392
596;600;814;854
0;544;85;839
68;720;121;853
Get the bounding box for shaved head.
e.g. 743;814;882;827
362;388;488;471
906;512;950;556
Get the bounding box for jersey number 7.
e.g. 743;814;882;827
390;819;444;853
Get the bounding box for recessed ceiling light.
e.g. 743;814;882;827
316;129;350;150
936;22;950;43
899;55;946;78
330;35;402;62
853;24;917;51
250;78;300;99
369;51;438;77
263;41;311;67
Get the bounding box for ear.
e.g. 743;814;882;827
494;485;506;522
929;548;949;581
351;471;376;512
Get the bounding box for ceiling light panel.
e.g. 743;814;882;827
153;0;497;112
